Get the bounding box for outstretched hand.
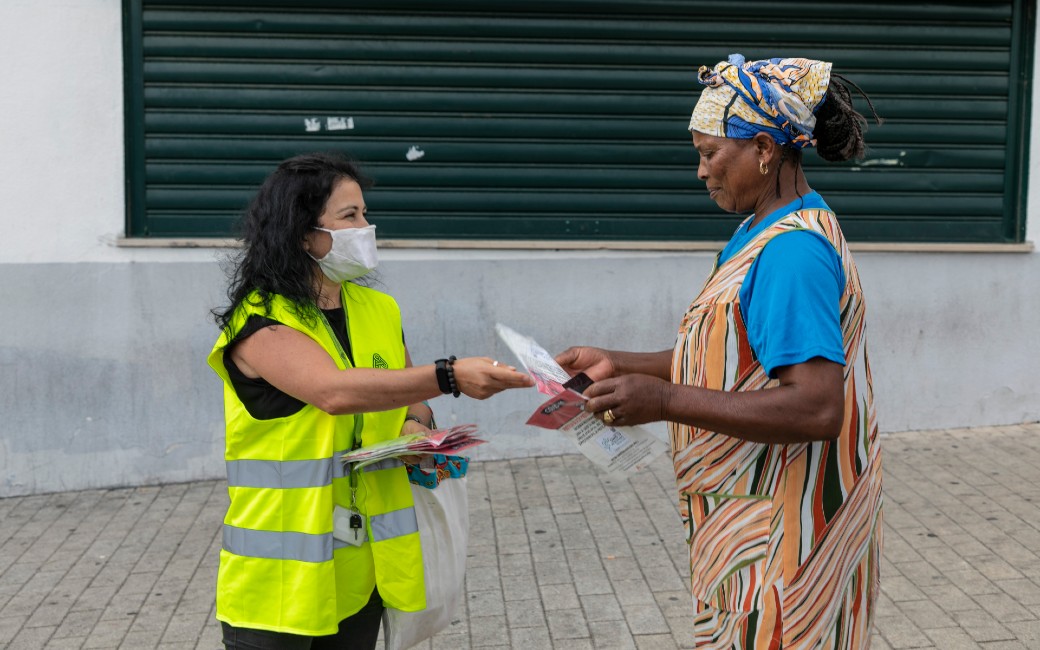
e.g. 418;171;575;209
453;357;534;399
555;346;618;381
584;374;671;427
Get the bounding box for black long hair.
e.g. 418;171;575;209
212;152;371;334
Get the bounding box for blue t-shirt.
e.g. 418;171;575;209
717;192;846;378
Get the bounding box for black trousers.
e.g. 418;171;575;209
221;589;384;650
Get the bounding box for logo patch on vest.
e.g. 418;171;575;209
372;353;389;369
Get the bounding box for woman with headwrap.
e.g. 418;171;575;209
557;55;883;648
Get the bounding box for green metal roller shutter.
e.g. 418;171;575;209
123;0;1034;242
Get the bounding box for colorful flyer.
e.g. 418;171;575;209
497;324;668;475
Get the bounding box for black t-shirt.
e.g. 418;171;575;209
223;308;352;420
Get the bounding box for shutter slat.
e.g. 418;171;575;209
144;138;1007;170
145;1;1010;22
143;63;1011;97
146;164;1005;194
142;14;1011;48
144;88;1009;122
143;114;1007;147
143;37;1011;72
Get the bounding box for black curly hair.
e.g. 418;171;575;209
212;152;371;334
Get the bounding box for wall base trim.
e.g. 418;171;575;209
118;238;1035;254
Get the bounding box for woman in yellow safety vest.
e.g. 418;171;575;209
208;152;533;650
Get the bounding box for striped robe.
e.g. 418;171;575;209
670;209;883;649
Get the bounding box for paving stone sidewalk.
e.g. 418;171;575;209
1;423;1039;649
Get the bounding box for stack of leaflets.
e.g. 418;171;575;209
339;424;485;471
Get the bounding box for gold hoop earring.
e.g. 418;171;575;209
759;161;769;175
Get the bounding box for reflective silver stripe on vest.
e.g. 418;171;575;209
223;524;333;563
362;458;404;473
370;507;419;542
332;450;349;480
226;458;333;489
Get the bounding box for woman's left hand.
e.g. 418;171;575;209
400;418;431;437
583;374;671;427
398;417;432;466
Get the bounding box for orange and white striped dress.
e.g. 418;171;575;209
670;208;882;649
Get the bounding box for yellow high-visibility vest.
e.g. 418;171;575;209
207;283;425;636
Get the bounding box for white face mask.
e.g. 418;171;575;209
310;225;378;283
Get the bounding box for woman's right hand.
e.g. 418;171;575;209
555;346;619;381
452;357;534;399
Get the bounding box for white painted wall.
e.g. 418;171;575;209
0;0;216;266
2;1;120;264
0;1;1037;496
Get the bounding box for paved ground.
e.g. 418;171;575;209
1;422;1039;649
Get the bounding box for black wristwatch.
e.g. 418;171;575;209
434;356;460;397
434;359;452;394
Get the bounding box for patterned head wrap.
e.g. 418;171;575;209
689;53;832;149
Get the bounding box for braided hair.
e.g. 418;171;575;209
773;74;882;197
814;75;881;162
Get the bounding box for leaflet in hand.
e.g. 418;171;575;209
496;324;668;475
340;424;485;471
495;324;571;396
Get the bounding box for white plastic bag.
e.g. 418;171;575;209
383;476;469;650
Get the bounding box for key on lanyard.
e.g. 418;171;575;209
350;513;363;540
349;478;363;541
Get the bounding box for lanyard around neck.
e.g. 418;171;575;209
314;295;365;453
315;294;351;368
